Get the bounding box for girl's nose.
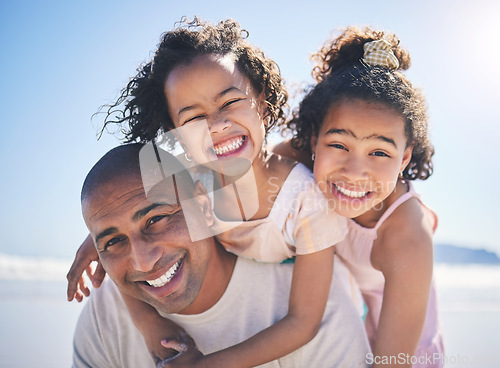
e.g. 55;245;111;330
340;157;370;182
209;117;232;135
129;236;162;273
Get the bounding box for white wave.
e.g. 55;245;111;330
1;253;500;288
0;253;72;281
434;264;500;288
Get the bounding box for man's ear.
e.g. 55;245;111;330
192;180;214;227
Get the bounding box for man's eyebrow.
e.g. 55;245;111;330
177;87;242;118
132;203;167;222
324;128;397;148
95;227;119;246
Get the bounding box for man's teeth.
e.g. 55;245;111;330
146;260;181;288
213;136;245;155
335;185;368;198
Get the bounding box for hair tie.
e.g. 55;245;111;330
362;39;399;69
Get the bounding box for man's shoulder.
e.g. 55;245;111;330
72;278;153;368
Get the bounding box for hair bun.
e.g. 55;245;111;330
312;26;411;81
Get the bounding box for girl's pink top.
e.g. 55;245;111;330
335;183;445;368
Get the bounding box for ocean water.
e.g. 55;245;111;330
0;254;499;368
433;265;500;368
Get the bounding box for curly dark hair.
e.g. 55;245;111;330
289;26;434;181
100;17;288;145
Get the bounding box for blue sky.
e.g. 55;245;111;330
1;0;499;259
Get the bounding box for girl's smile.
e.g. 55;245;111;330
312;100;413;222
210;135;247;158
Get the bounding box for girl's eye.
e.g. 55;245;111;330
146;215;168;228
183;115;206;125
328;143;348;151
222;99;243;109
370;151;390;157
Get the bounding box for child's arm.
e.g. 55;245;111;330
66;234;107;302
161;246;335;368
119;291;200;364
372;200;434;368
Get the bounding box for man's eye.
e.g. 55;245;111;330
370;151;390;157
146;215;167;228
104;237;121;251
328;143;348;151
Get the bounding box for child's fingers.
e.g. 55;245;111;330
155;345;186;368
67;236;98;301
90;261;106;288
74;289;84;303
151;347;179;366
79;274;91;297
155;341;187;368
160;339;188;353
67;256;91;300
66;260;84;300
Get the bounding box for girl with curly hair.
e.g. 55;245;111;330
278;26;445;367
68;18;351;367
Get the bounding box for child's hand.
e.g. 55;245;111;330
128;305;199;366
66;234;106;302
156;337;205;368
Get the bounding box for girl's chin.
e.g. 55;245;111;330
323;194;375;219
333;206;368;219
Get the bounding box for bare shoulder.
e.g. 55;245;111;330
266;149;299;179
373;197;434;278
269;139;313;170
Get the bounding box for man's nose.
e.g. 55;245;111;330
129;236;162;273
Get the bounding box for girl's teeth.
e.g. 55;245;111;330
213;136;244;155
146;260;180;288
335;185;368;198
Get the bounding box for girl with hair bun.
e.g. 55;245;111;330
280;26;445;367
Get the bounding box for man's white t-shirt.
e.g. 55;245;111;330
73;257;370;367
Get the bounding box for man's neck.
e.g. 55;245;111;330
178;241;237;315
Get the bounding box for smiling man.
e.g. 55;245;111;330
72;143;370;368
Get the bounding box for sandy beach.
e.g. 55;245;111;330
0;260;499;367
0;280;84;367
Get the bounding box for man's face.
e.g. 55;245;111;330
82;174;214;315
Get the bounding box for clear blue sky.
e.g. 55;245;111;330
1;0;499;259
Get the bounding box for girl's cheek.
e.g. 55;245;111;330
173;120;212;157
